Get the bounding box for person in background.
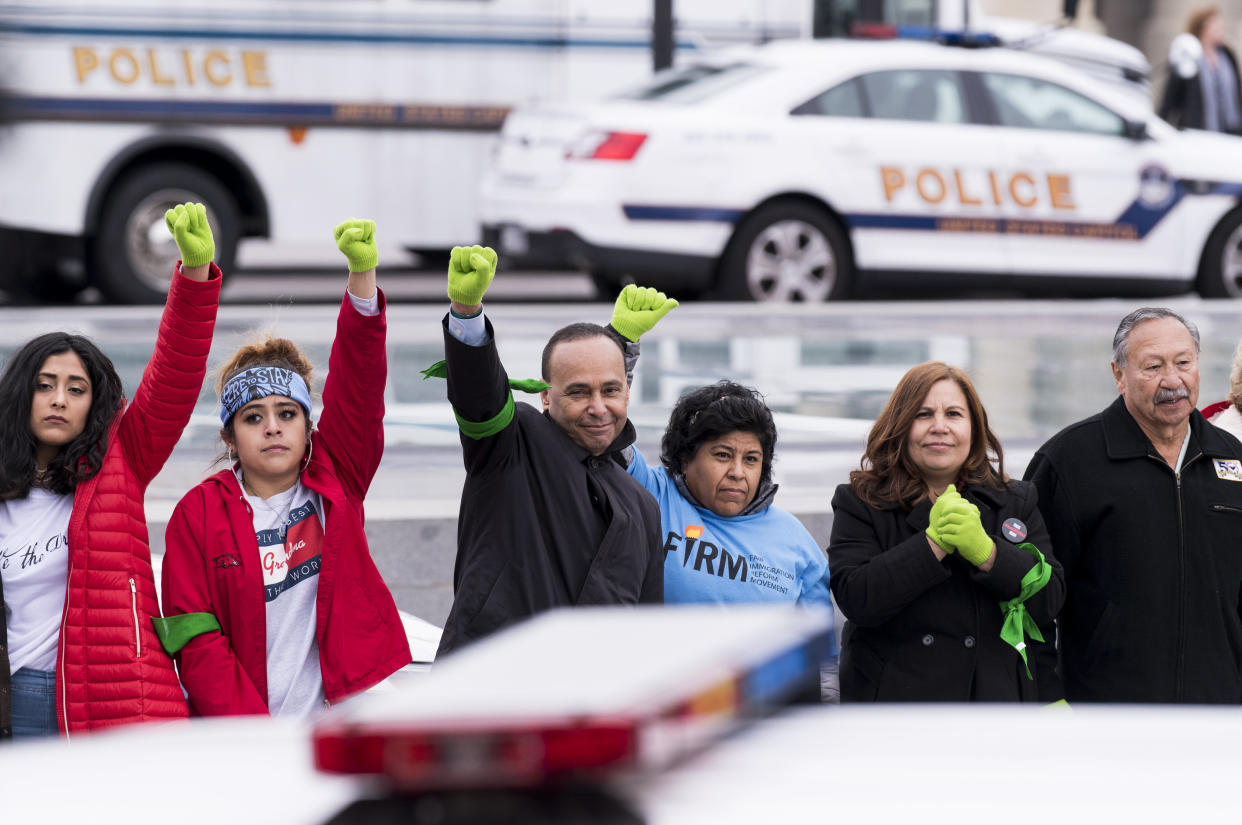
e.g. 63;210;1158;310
1026;307;1242;703
1200;339;1242;439
435;247;665;657
829;361;1063;702
0;203;221;739
1159;5;1242;134
160;219;410;717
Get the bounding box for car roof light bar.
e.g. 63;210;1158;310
313;605;834;790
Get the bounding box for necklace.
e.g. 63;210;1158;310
237;469;297;541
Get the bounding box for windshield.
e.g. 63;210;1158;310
614;62;767;104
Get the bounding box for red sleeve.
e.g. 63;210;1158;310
117;264;222;487
161;488;269;717
315;290;387;499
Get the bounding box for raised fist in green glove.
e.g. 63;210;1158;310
447;244;498;307
610;284;679;343
925;483;961;553
164;202;214;268
333;218;378;273
936;498;994;566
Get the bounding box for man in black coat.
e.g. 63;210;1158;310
1025;307;1242;703
435;245;671;656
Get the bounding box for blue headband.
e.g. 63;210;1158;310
219;366;313;425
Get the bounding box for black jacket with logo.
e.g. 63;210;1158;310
1025;396;1242;703
828;479;1064;702
437;316;663;657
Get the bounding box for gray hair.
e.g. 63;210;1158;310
1111;307;1201;367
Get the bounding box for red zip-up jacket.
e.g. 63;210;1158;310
57;264;221;736
161;292;411;715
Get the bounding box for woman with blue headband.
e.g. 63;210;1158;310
159;219;411;717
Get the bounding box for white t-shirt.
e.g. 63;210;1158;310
245;480;327;716
0;487;72;673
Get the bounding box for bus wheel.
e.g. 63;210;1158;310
1198;207;1242;298
717;202;851;302
93;164;238;304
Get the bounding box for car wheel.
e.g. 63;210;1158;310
20;268;87;304
589;269;625;299
1198;207;1242;298
718;202;851;302
92;163;238;304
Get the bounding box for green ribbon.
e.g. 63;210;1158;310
422;359;549;440
997;541;1052;680
152;612;222;656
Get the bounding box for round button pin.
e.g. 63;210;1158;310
1001;517;1027;543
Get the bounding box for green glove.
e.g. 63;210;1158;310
164;202;214;268
925;483;960;553
609;284;679;342
936;499;994;566
447;244;498;306
333;218;378;272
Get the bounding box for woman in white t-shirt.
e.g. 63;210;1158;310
159;219;411;717
0;203;222;739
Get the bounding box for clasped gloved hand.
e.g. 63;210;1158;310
333;218;378;272
164;202;214;268
925;483;962;553
447;244;498;306
935;495;995;567
609;284;679;342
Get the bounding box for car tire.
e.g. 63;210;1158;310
717;202;851;302
1197;206;1242;298
92;163;238;304
589;268;625;299
20;268;87;304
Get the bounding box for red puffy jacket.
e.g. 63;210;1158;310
57;264;221;736
161;292;411;715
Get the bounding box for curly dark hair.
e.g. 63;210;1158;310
660;381;777;487
850;361;1005;508
0;332;124;499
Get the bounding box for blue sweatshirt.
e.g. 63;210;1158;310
626;445;832;609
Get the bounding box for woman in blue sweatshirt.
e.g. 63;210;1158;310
625;381;833;609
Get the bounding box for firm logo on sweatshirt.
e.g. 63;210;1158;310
663;527;748;582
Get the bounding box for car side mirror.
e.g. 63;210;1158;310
1122;119;1149;141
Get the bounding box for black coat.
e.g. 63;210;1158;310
437;317;663;657
1158;45;1242;132
1025;397;1242;703
828;480;1064;702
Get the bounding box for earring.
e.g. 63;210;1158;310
301;436;313;470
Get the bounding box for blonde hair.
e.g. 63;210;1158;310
1188;5;1221;39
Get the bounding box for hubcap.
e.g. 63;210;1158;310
123;189;219;291
1221;223;1242;297
746;219;835;302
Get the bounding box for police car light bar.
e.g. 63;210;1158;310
850;22;1001;48
313;605;834;790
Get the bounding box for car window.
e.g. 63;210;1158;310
614;62;767;103
981;72;1124;136
791;77;866;117
859;70;967;124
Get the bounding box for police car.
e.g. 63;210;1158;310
480;38;1242;301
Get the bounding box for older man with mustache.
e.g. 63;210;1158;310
1025;307;1242;703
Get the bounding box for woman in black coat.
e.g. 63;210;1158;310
827;362;1064;702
